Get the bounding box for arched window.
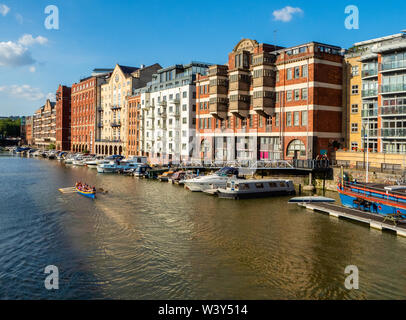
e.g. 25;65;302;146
287;139;306;157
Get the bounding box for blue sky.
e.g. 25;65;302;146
0;0;405;116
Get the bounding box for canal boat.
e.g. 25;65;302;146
216;179;295;200
184;167;239;192
337;180;406;215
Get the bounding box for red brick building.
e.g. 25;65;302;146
196;39;343;162
55;85;71;151
71;77;98;153
126;94;142;157
25;116;33;145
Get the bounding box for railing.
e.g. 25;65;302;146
110;121;121;127
380;84;406;94
381;128;406;137
381;60;406;72
361;108;378;117
293;159;330;169
95;139;122;143
361;89;378;98
361;129;378;137
380;105;406;116
111;105;122;110
361;69;378;78
170;98;180;104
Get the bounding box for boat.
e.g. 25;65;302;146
97;157;139;173
216;179;295;199
75;184;96;199
337;174;406;215
184;167;239;192
288;196;335;203
85;156;105;168
168;171;186;184
133;164;151;177
158;170;175;182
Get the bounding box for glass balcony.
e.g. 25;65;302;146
380;84;406;94
381;60;406;72
380;105;406;116
361;69;378;78
361;108;378;117
361;129;378;137
381;128;406;137
361;89;378;98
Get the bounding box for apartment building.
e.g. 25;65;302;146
132;62;210;164
33;99;56;149
71;71;111;154
338;31;406;169
25;116;33;145
55;85;71;151
196;39;344;163
96;63;161;156
126;94;142;157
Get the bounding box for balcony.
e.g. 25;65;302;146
208;65;228;77
168;109;180;118
361;129;378;137
97;122;103;128
110;121;121;127
209;97;228;119
170;98;180;105
361;69;378;79
381;60;406;72
229;96;250;118
361;89;378;98
111;105;121;110
361;108;378;118
381;84;406;94
95;139;122;143
159;100;167;107
381;105;406;116
381;128;406;138
253;76;275;88
253;96;276;116
209;82;228;95
97;106;103;112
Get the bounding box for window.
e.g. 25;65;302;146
182;104;187;111
275;113;280;127
255;183;264;189
302;88;308;100
351;123;359;133
294;89;300;101
294;111;300;126
182;117;187;124
351;85;359;95
351;142;359;150
351;65;359;76
286;91;292;101
286;112;292;126
301;110;307;126
294;67;300;79
287;139;306;157
287;68;292;80
276;71;279;82
351;104;359;113
183;92;187;98
302;65;308;78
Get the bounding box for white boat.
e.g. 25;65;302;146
288;196;335;203
97;158;140;173
184;167;239;192
85;156;105;168
216;179;295;200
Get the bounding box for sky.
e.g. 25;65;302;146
0;0;405;116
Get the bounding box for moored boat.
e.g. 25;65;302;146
288;196;335;203
184;167;239;192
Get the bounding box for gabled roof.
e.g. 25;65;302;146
118;65;139;75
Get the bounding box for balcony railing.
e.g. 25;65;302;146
361;129;378;137
111;105;122;110
170;98;180;104
95;139;122;143
110;121;121;127
381;84;406;94
381;105;406;116
381;128;406;137
159;101;167;106
361;69;378;78
361;108;378;117
361;89;378;98
381;60;406;72
97;122;103;128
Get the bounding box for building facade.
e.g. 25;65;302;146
196;39;344;163
338;31;406;169
33;99;56;149
25;116;33;145
55;85;71;151
131;62;210;164
96;63;161;156
126;94;142;157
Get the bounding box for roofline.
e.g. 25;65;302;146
354;33;404;46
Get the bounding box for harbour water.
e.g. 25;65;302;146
1;153;406;299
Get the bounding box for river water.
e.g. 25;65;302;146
1;153;406;299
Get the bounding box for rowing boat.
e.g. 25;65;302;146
75;187;96;199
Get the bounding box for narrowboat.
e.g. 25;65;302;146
216;179;295;200
337;179;406;215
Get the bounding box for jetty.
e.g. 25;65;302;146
299;202;406;238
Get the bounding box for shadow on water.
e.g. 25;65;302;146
1;154;406;299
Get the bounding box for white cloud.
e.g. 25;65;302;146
18;34;48;46
0;3;10;16
0;41;34;66
0;85;52;101
272;6;303;22
29;66;36;72
0;35;48;67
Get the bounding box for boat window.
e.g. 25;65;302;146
279;182;286;188
269;182;277;188
227;183;231;188
255;183;264;189
239;184;250;190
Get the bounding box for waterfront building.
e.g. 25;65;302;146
196;39;344;163
96;63;161;156
126;94;142;157
71;71;111;154
131;62;210;164
33;99;56;149
55;85;71;151
25;116;33;145
20;116;26;145
337;31;406;170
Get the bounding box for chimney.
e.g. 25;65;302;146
140;64;145;69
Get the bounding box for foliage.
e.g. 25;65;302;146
0;118;21;138
47;143;56;150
